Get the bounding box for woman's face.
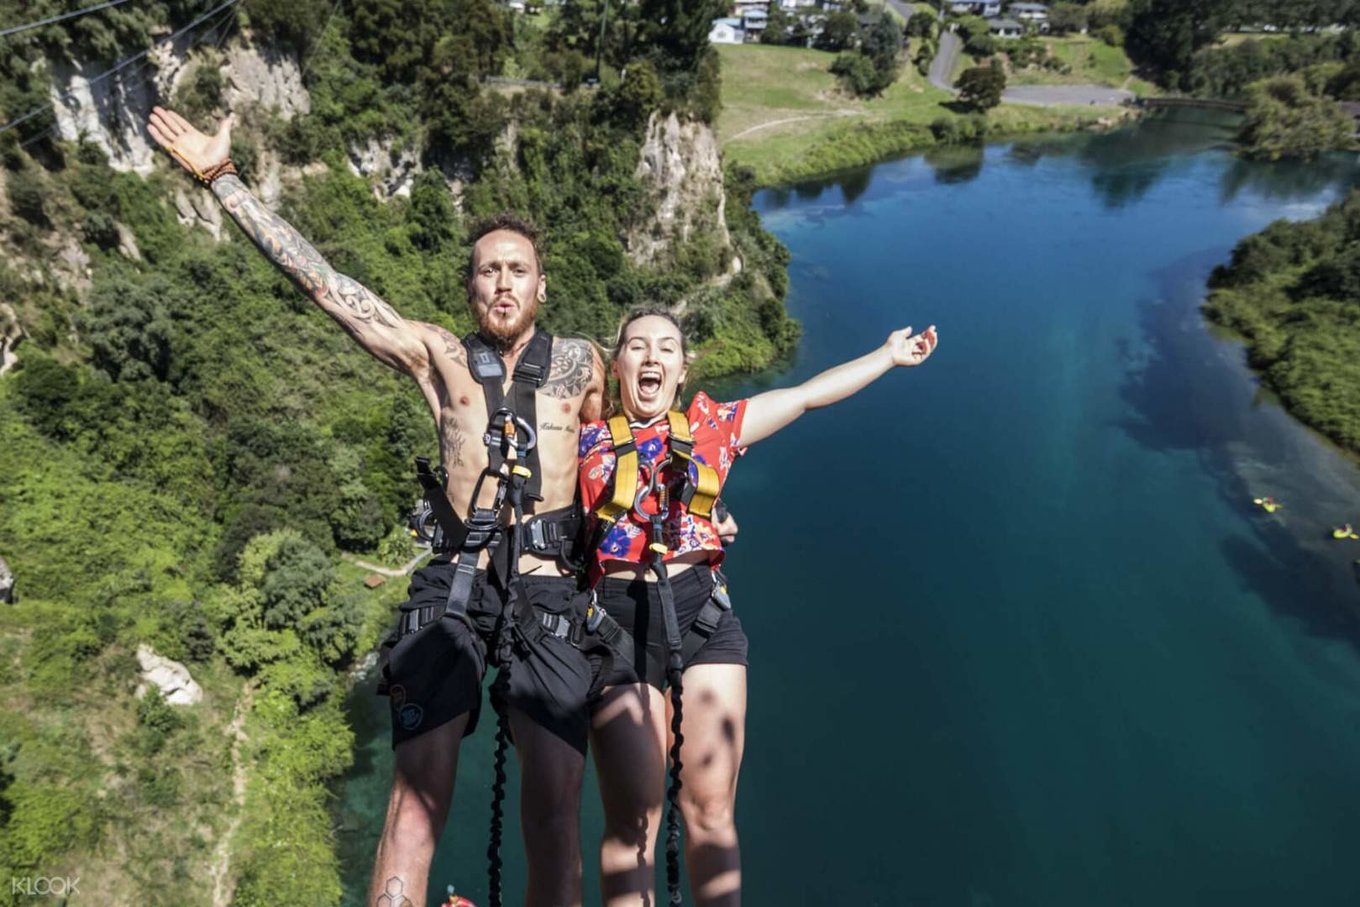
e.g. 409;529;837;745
613;315;687;422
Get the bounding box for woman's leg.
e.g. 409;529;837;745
670;663;747;907
591;682;669;907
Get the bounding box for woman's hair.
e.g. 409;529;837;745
611;307;689;361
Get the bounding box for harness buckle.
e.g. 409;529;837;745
585;600;605;635
538;610;584;645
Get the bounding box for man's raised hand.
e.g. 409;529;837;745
147;107;231;180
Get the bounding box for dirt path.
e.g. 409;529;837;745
210;683;254;907
727;110;862;143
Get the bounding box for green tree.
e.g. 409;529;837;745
818;11;861;51
81;275;187;383
637;0;728;73
1048;3;1089;34
1239;74;1353;161
832;51;882;95
906;10;936;39
957;59;1007;111
1124;0;1229;89
763;4;793;44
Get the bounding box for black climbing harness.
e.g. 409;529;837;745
382;328;623;907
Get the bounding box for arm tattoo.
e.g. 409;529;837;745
541;339;594;399
430;325;469;366
212;175;402;330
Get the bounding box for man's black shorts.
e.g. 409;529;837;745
380;561;594;754
596;565;748;690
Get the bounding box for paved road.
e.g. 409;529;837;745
885;0;916;20
1001;84;1135;106
928;28;962;91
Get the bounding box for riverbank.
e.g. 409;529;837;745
717;44;1137;186
1203;186;1360;458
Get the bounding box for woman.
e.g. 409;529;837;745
579;309;938;906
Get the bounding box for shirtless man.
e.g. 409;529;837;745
148;108;603;907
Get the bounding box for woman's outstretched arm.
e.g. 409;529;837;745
737;325;937;447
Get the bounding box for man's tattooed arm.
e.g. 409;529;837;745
212;175;428;376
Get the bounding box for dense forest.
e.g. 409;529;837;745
1204;190;1360;454
0;0;795;902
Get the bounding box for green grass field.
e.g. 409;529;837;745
717;43;1132;185
1006;36;1159;94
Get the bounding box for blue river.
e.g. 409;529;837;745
338;112;1360;907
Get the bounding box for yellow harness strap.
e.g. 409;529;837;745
594;414;638;526
594;411;722;525
663;411;719;520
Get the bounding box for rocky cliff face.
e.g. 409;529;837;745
48;34;310;176
628;111;735;270
0;303;23;377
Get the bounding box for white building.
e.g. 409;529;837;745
988;17;1023;37
950;0;1002;16
1008;2;1048;22
741;8;769;40
709;17;746;43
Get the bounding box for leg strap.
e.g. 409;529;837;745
680;573;732;665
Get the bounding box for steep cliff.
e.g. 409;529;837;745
628;111;736;272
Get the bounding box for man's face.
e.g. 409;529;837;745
468;229;546;347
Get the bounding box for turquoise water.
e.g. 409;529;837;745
338;113;1360;906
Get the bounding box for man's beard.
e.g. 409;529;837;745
476;295;539;351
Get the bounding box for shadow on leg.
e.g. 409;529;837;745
673;664;746;907
510;708;588;907
591;683;668;907
369;713;470;907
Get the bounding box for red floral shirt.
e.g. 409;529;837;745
579;392;747;578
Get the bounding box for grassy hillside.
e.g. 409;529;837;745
716;44;1129;186
1007;35;1160;94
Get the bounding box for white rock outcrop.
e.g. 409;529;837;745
136;644;203;706
0;555;14;604
628;111;733;267
347;137;422;200
224;42;309;120
0;304;23;377
48;32;196;174
47;34;309;175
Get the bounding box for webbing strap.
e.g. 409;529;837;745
595;415;638;527
463;329;553;502
664;411;719;520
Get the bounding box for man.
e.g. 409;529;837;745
147;107;602;907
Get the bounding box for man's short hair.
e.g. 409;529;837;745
465;213;544;282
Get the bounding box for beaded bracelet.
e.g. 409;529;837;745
168;145;237;185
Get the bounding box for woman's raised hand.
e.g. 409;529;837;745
887;325;938;367
147;106;232;179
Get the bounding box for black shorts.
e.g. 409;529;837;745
596;565;748;690
380;562;594;754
